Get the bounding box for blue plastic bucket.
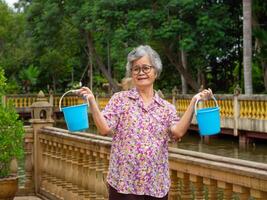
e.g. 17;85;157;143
195;96;220;136
59;90;89;132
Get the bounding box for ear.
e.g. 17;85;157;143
154;72;158;79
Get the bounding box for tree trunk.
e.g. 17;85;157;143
181;50;188;94
197;69;205;89
163;46;199;92
263;61;267;92
107;39;112;94
52;75;56;92
86;32;120;92
86;35;93;91
243;0;253;94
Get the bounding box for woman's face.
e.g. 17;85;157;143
131;55;157;89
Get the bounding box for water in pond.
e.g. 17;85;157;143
172;131;267;164
55;120;267;164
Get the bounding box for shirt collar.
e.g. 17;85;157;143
127;87;165;107
153;91;165;107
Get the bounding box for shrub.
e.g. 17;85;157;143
0;67;24;178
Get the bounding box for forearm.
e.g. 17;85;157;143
89;99;111;135
171;97;197;138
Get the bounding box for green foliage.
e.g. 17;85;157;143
19;64;40;93
0;0;266;93
252;63;264;93
231;61;264;94
0;68;24;178
0;67;6;95
4;78;21;94
39;49;72;92
0;104;24;178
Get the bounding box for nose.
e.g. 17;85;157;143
138;69;146;75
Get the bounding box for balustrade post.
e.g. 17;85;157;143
89;151;97;199
217;181;233;200
177;172;191;200
250;189;267;200
95;152;105;200
72;147;80;187
70;146;81;200
46;141;55;194
40;139;48;192
54;143;64;199
169;170;179;200
77;148;86;198
203;178;217;200
82;150;90;199
61;145;73;200
233;92;240;136
102;154;109;200
49;143;58;196
233;185;249;199
190;175;204;200
63;145;76;200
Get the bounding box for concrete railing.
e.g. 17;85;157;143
3;93;267;119
19;126;267;200
4;92;267;144
173;94;267;133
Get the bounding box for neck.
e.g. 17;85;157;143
136;86;154;104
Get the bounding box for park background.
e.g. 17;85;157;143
0;0;266;96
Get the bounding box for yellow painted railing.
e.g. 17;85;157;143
3;93;267;133
180;95;267;120
3;94;267;120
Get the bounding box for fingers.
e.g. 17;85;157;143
75;87;92;98
197;88;213;101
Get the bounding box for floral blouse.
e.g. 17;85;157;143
102;87;179;198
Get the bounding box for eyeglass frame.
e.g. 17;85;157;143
131;64;154;75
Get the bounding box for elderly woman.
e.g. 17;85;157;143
78;45;212;200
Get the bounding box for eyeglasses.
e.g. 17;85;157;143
131;64;153;75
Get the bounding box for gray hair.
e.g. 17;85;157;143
125;45;162;78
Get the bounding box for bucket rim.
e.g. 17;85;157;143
61;103;88;111
194;95;219;115
59;89;89;111
196;106;220;114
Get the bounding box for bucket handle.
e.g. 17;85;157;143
59;90;89;111
194;95;218;115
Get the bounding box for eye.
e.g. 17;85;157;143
143;65;151;72
132;67;139;72
144;65;150;70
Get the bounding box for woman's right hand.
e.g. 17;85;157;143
76;87;95;102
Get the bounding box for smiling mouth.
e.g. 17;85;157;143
137;77;148;80
137;76;149;80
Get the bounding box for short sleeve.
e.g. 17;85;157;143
168;105;180;141
101;92;123;132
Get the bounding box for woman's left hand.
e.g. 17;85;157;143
193;88;213;102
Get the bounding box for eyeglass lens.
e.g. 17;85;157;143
132;65;152;75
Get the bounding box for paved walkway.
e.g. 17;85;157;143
15;197;42;200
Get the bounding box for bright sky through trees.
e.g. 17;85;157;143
4;0;17;8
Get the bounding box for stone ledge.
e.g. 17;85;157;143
15;196;42;200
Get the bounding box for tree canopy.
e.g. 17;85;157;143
0;0;266;94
